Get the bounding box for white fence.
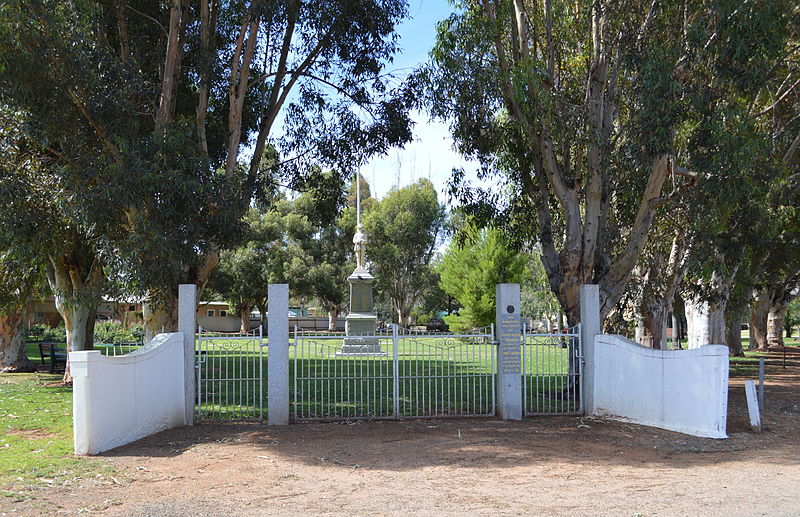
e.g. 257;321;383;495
70;284;733;458
70;332;186;455
592;334;729;438
292;326;496;421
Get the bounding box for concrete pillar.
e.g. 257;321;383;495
268;284;290;425
496;283;522;420
579;284;601;415
178;284;196;426
70;350;101;454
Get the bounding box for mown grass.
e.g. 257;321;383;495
0;373;115;496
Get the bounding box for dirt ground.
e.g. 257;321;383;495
3;353;800;517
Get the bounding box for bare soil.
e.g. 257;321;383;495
3;351;800;517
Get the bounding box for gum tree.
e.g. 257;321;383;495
0;0;415;342
423;0;786;327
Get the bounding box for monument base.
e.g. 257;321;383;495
338;336;386;356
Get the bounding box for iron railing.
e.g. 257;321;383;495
522;323;582;415
292;325;496;421
195;327;267;421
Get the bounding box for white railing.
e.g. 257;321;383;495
292;325;496;421
522;323;582;416
195;326;267;421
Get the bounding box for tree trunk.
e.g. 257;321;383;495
0;307;35;373
685;295;726;349
397;307;411;328
240;304;252;334
47;249;104;384
327;307;340;332
637;309;667;350
257;302;267;334
750;288;771;350
142;293;178;342
767;307;786;347
725;308;744;357
54;296;96;384
670;312;681;349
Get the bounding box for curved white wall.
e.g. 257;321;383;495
593;335;728;438
71;333;186;455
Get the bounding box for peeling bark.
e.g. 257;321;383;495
750;288;771;350
635;230;690;349
767;307;786;347
725;307;745;357
46;242;104;383
327;306;340;332
684;269;736;350
0;306;35;373
143;292;178;342
240;305;252;334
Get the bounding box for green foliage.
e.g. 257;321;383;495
786;298;800;334
92;321;143;344
209;174;369;326
0;0;415;327
365;179;446;324
421;0;795;324
438;226;525;332
520;252;560;322
24;324;66;344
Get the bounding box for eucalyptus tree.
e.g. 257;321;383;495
0;107;108;380
0;253;39;373
423;0;786;327
0;0;415;342
365;179;446;327
746;11;800;350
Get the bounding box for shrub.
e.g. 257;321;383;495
93;321;143;344
25;324;66;343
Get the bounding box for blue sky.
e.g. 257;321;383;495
362;0;483;202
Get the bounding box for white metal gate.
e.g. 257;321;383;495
292;325;495;421
522;323;582;415
195;327;268;421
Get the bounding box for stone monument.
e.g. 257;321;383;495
340;175;383;355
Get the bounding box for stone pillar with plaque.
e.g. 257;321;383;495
496;283;522;419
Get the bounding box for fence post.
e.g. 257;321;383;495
579;284;601;415
496;283;522;420
268;284;290;425
392;324;400;419
178;284;196;426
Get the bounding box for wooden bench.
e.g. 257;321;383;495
38;342;67;373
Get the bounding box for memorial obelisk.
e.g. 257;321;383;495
341;175;382;354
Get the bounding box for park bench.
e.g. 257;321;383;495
38;342;67;373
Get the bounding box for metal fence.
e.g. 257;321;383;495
522;323;582;415
195;327;267;421
292;325;496;422
96;343;143;356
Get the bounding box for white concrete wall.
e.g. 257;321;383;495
593;334;728;438
70;332;186;455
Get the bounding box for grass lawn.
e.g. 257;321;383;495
0;373;116;500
